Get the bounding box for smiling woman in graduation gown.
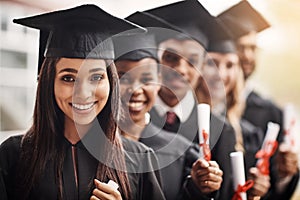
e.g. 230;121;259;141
0;126;165;200
0;5;165;200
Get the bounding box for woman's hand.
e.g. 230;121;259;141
90;179;122;200
191;159;223;194
247;167;270;198
277;143;299;178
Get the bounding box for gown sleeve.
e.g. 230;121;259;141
137;148;166;200
121;136;166;200
0;167;8;200
0;135;23;200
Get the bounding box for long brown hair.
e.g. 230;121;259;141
17;58;131;199
226;66;245;152
195;59;245;152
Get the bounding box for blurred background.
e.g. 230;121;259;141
0;0;299;198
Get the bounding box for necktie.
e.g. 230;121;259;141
163;111;180;132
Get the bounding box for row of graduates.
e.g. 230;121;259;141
0;0;299;199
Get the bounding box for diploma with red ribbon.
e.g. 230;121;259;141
255;122;279;175
230;151;253;200
197;104;211;161
283;103;297;149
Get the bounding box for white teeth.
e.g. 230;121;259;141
128;102;143;108
72;102;94;110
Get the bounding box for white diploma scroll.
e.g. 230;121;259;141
197;103;211;160
255;122;280;175
230;151;247;200
107;180;119;191
260;122;280;153
283;103;297;149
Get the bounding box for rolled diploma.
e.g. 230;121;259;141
283;104;296;147
260;122;280;152
197;103;210;159
230;151;247;200
107;180;119;190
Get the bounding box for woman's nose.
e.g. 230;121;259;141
73;80;93;100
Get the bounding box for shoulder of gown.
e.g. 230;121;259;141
120;135;166;200
0;135;23;168
0;135;24;200
247;91;282;113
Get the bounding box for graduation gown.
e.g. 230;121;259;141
150;103;237;200
0;133;165;200
241;118;264;173
243;91;299;200
139;122;214;200
243;91;283;141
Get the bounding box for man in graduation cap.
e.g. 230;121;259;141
219;1;299;199
127;0;238;199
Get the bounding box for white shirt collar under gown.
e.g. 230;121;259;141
153;90;195;123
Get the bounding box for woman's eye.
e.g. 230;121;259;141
162;52;180;64
141;77;153;84
188;59;198;67
119;76;131;84
226;62;234;69
90;74;103;81
206;59;216;67
61;75;75;82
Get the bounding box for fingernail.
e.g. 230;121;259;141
94;179;101;186
200;159;209;167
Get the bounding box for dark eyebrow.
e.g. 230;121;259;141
58;68;105;74
189;54;200;58
89;68;106;73
165;48;178;54
165;48;202;57
58;68;78;74
141;72;152;76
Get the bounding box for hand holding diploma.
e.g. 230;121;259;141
255;122;279;175
277;143;299;178
91;179;122;200
197;104;211;161
247;167;270;198
230;152;254;200
283;103;297;149
191;159;223;194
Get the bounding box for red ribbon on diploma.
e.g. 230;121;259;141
199;129;211;161
284;118;296;146
232;180;254;200
255;140;278;175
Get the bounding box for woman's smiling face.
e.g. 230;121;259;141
116;58;160;125
54;58;110;126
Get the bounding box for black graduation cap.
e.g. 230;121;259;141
126;11;180;33
139;0;229;49
218;1;270;38
208;39;237;53
207;16;249;53
113;32;158;62
125;11;187;45
13;4;145;75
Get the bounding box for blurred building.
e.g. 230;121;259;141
0;1;50;141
